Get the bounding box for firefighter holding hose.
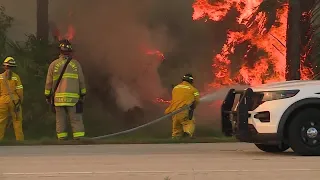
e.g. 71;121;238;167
44;39;87;140
165;73;200;139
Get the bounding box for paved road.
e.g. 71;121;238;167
0;143;319;180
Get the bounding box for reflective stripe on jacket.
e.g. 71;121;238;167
44;56;86;106
164;81;200;114
0;71;23;104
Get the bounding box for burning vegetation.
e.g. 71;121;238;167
192;0;319;89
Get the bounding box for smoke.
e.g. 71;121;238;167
47;0;249;131
110;77;142;112
0;0;37;42
48;0;174;111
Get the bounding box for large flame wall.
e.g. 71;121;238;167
192;0;313;90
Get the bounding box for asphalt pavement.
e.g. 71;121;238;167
0;143;319;180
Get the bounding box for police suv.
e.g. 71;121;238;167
221;80;320;155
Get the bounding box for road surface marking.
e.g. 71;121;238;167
3;169;320;176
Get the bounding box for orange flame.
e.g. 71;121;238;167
52;24;76;41
192;0;313;89
146;50;165;61
65;25;75;41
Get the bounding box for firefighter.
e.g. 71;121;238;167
44;39;87;140
0;57;24;141
165;73;200;139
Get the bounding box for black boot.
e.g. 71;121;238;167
58;137;68;141
182;132;195;139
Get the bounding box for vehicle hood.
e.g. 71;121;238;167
250;80;320;91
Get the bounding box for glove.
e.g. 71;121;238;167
189;101;196;110
188;101;196;120
76;96;85;113
45;96;51;104
13;100;21;113
79;95;85;102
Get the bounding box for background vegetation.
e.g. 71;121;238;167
0;6;60;140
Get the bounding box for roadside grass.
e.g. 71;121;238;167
0;136;237;146
0;119;237;146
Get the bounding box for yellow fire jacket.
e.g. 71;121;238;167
0;71;23;104
165;81;200;114
44;55;86;106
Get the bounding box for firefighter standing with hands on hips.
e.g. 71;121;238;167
0;57;24;141
165;73;200;139
44;39;87;140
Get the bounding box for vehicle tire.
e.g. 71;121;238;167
288;108;320;156
254;143;289;153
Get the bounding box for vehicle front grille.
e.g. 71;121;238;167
249;92;264;111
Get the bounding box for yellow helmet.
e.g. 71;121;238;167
3;56;17;67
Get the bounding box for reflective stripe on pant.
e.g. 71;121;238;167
171;110;195;138
55;106;85;139
0;102;24;141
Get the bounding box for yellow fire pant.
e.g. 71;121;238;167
172;111;195;138
0;102;24;141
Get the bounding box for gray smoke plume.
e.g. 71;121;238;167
46;0;246;130
48;0;175;111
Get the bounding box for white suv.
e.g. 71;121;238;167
221;80;320;155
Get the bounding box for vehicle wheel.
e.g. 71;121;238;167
288;108;320;156
255;143;289;153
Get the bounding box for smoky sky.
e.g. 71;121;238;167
48;0;237;112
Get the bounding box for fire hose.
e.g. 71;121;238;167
89;104;190;140
89;97;206;140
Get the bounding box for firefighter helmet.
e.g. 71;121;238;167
59;39;73;52
3;56;17;67
182;73;194;84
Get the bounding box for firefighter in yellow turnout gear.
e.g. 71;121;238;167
45;39;87;140
165;73;200;139
0;57;24;141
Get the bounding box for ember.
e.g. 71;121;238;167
146;50;165;61
155;97;171;104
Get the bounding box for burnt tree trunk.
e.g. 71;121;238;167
300;0;316;77
36;0;49;42
286;0;301;80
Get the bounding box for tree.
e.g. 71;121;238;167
251;0;320;80
285;0;301;80
36;0;49;42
